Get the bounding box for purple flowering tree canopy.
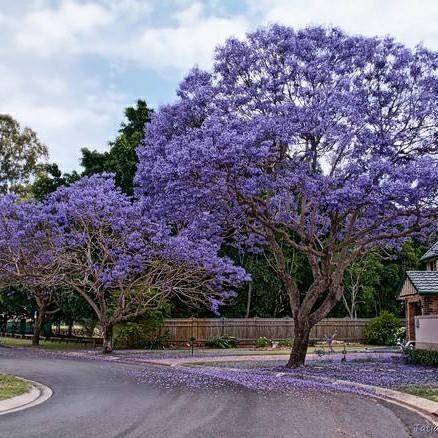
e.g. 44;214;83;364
135;25;438;366
0;195;61;344
44;174;246;352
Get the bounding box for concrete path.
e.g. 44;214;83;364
0;348;434;438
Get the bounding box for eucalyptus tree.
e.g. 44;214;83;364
0;114;48;194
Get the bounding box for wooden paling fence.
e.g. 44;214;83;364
158;318;373;345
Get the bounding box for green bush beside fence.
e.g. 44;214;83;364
363;312;402;346
406;349;438;366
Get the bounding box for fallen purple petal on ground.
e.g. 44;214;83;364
3;348;436;398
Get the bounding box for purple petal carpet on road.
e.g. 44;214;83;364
3;348;436;401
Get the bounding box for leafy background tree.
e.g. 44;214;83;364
0;288;35;333
0;114;48;194
81;99;153;194
31;163;80;201
29;100;152;200
53;289;97;337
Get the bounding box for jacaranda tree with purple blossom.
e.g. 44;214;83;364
136;25;438;367
45;175;246;353
0;196;61;345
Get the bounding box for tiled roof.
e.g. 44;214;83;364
406;271;438;295
421;241;438;262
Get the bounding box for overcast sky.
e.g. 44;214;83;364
1;0;438;172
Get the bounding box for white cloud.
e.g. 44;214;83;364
134;15;249;70
13;1;250;71
16;0;113;55
1;0;438;173
0;61;126;171
250;0;438;49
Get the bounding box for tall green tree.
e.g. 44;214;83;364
31;163;80;200
81;100;153;194
0;114;48;194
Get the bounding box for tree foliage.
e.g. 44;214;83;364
0;114;48;194
0;196;61;344
81;100;153;194
31;163;80;200
136;25;438;366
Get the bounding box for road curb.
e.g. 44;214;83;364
269;370;438;427
331;379;438;426
0;377;52;415
175;360;438;428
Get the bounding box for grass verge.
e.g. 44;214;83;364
0;374;30;401
402;386;438;402
0;336;92;351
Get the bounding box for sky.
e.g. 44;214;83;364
1;0;438;172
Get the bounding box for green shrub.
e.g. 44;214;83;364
363;312;402;346
278;338;294;348
255;336;271;348
144;332;171;350
114;312;165;349
406;349;438;366
205;335;238;349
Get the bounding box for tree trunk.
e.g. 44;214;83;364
102;323;113;354
245;282;252;318
1;315;7;335
287;320;311;368
32;308;46;346
67;320;73;337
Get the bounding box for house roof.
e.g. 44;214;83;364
421;242;438;262
406;271;438;295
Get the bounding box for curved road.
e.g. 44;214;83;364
0;348;432;438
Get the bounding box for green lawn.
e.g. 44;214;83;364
0;336;93;351
402;386;438;402
0;374;30;401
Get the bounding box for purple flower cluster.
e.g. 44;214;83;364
136;26;438;258
134;26;438;355
0;175;248;330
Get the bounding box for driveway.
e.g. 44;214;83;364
0;348;433;438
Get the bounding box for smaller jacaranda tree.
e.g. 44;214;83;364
0;196;61;345
44;174;246;353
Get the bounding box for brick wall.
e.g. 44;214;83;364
406;303;416;340
421;296;438;315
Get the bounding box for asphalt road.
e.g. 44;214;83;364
0;348;434;438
